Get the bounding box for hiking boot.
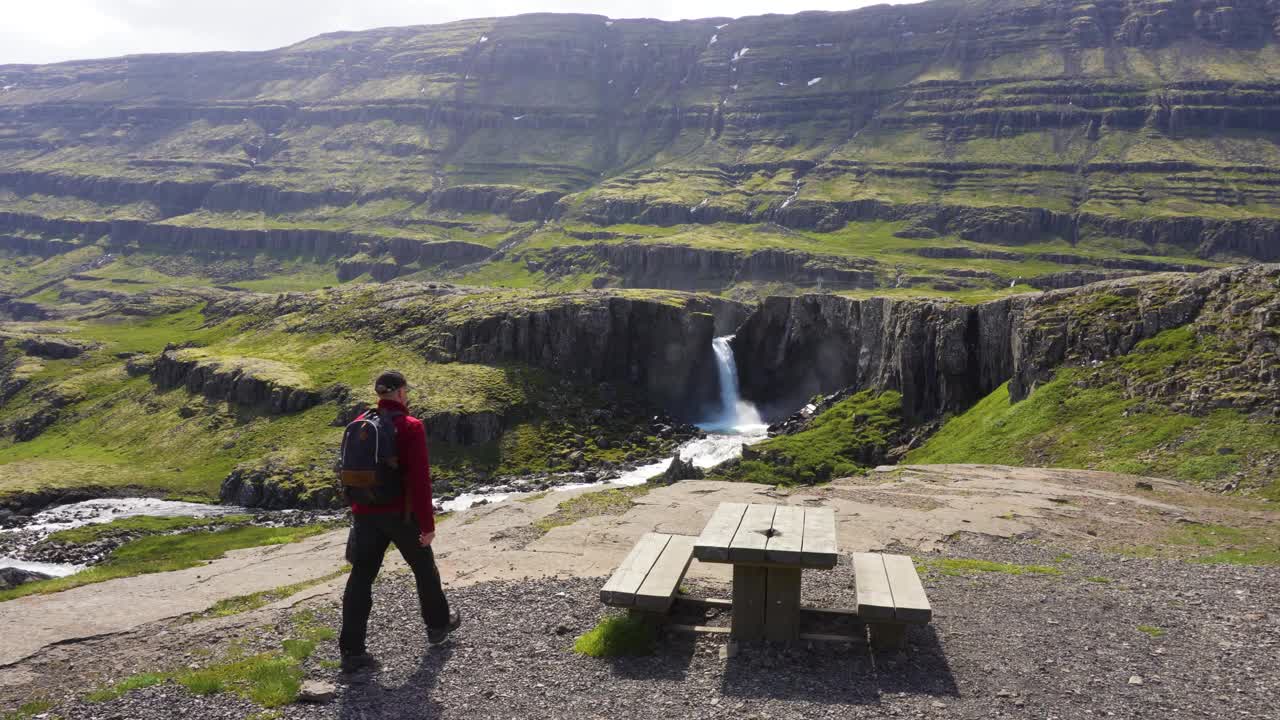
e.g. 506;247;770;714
427;608;462;645
340;652;381;674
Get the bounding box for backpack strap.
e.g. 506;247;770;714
375;408;414;525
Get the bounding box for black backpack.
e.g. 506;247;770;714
339;408;405;505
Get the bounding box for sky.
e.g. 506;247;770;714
1;0;911;65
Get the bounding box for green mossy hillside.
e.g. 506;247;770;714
713;390;905;486
0;295;688;504
908;345;1280;499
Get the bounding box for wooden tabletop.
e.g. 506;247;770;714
693;502;838;569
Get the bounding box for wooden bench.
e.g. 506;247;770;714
600;533;696;613
852;552;933;650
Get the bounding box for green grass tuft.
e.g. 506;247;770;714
926;558;1062;577
1137;625;1167;638
573;614;656;657
194;567;349;620
1;699;52;720
533;485;650;535
84;672;167;703
177;670;225;696
281;639;317;662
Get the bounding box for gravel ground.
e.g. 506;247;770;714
46;537;1280;720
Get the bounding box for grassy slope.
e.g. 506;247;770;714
0;295;685;502
908;329;1280;498
714;390;905;486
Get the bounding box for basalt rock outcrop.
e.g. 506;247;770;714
734;264;1280;421
150;347;326;415
529;242;878;291
212;285;749;420
435;296;726;417
16;337;90;359
219;457;338;509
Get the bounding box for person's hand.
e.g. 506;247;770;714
419;530;435;547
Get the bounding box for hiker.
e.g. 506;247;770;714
338;370;461;673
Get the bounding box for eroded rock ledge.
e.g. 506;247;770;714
733;264;1280;419
150;347;329;414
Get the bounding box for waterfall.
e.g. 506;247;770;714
451;335;770;508
706;336;763;433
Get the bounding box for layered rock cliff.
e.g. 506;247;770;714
208;285;747;420
3;0;1280;289
733;264;1280;420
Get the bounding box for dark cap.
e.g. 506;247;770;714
374;371;407;394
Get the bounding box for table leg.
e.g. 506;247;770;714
732;565;767;641
765;567;801;642
869;623;906;651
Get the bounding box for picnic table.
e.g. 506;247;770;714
692;502;838;641
599;500;933;650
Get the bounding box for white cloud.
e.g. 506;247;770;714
1;0;915;65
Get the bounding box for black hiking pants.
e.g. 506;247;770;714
339;513;450;657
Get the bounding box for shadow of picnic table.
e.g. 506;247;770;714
720;624;958;705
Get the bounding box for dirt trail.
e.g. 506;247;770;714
0;464;1268;673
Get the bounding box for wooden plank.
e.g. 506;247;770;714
599;533;670;607
800;507;839;568
800;606;860;618
666;624;732;635
764;505;806;565
693;502;748;563
731;564;768;641
728;504;777;563
882;554;933;623
764;567;802;642
673;595;732;609
852;552;895;620
799;632;861;643
635;535;696;612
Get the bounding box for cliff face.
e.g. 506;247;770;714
734;264;1280;420
3;0;1280;285
733;293;1023;420
212;286;748;420
436;297;722;415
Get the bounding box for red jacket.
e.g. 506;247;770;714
350;398;435;534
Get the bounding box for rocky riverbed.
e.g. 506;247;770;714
0;498;341;576
26;536;1279;720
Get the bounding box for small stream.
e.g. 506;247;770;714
3;335;774;579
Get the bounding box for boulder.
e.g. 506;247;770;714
0;566;52;590
653;454;704;485
297;680;338;704
18;337;89;359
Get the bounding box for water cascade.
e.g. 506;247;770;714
705;335;764;433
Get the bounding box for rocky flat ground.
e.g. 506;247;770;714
1;465;1275;719
42;537;1280;720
